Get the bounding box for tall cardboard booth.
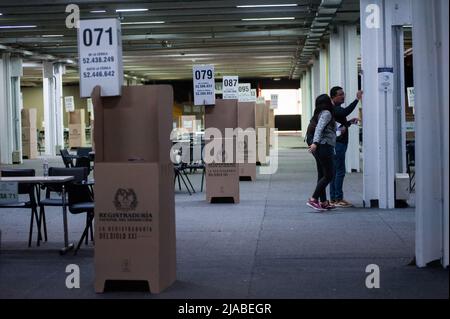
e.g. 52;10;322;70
237;102;256;181
92;85;176;293
204;99;240;203
69;109;86;148
21;108;38;159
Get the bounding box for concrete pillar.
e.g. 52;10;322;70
359;0;412;209
0;54;22;164
412;0;449;268
329;25;361;172
311;57;320;100
301;69;313;137
319;47;329;94
43;62;65;156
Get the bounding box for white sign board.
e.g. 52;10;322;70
407;87;415;108
378;67;394;93
256;97;265;104
64;96;75;112
270;94;278;109
238;83;252;102
78;18;123;98
222;76;239;100
193;65;215;106
0;182;18;204
249;89;257;102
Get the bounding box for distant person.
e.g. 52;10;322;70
306;94;337;211
329;87;363;207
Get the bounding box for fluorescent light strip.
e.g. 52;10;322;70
90;10;106;13
237;4;298;8
121;21;165;25
0;25;37;29
116;8;148;12
42;34;64;37
242;17;295;21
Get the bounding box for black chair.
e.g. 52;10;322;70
406;142;415;192
60;149;74;168
37;167;89;245
75;147;93;174
174;163;196;195
0;169;39;247
66;173;95;255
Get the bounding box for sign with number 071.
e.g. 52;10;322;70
78;18;123;98
193;65;215;106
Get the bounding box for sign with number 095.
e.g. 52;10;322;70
78;18;123;98
193;65;215;106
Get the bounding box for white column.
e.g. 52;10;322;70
301;69;313;136
329;25;361;173
43;62;65;156
0;54;22;164
319;47;329;94
412;0;449;268
359;0;412;208
311;57;320;100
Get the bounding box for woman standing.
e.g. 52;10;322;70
306;94;337;211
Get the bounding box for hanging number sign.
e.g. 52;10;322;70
193;65;215;106
78;18;123;98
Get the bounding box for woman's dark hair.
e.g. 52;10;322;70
312;94;334;124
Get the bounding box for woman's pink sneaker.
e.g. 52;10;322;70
306;199;327;211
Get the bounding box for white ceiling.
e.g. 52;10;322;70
0;0;360;84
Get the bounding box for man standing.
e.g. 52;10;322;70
329;87;363;207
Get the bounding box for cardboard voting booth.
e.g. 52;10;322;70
205;99;240;203
92;85;176;293
237;102;256;181
69;109;86;147
21;109;37;159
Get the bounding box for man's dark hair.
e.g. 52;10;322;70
330;86;343;98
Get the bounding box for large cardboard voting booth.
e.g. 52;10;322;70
204;99;239;203
69;109;86;148
237;102;256;181
21;108;37;159
92;85;176;293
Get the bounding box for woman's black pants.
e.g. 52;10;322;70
312;144;335;202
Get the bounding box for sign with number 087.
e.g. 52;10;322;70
222;76;239;100
193;65;215;106
78;19;123;98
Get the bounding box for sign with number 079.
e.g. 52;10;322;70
78;18;123;98
193;65;215;106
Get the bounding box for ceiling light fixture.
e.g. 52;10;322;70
0;25;37;29
242;17;295;21
121;21;165;25
237;4;298;8
42;34;64;37
116;8;149;12
90;10;106;13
